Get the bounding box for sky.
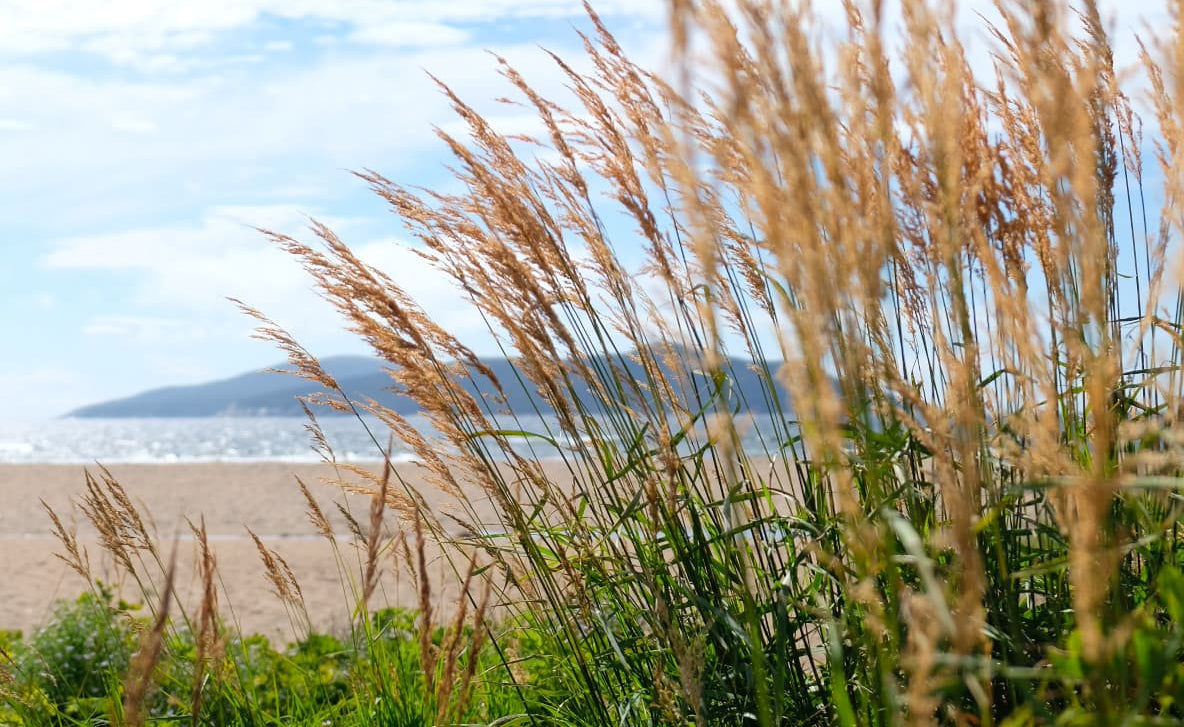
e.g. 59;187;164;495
0;0;671;419
0;0;1167;419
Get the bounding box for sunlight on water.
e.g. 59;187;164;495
0;414;792;464
0;417;399;463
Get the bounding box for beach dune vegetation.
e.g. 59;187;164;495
11;0;1184;724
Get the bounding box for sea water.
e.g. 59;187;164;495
0;417;413;464
0;414;795;464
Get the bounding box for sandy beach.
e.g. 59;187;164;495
0;461;527;644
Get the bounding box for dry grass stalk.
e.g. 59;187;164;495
325;462;419;521
42;499;90;580
435;552;478;692
297;475;335;542
233;298;344;399
247;527;308;631
413;512;435;698
900;592;943;727
361;447;393;608
393;528;419;594
334;501;365;542
70;468;185;625
449;578;492;722
121;548;175;727
299;400;336;463
78;468;157;578
188;517;222;726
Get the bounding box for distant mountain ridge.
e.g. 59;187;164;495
67;354;792;418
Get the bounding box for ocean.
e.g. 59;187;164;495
0;416;421;464
0;409;805;461
0;414;794;464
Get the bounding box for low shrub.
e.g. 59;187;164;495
17;587;135;720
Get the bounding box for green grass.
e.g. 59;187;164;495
1;592;537;726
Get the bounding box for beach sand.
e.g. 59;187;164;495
0;461;537;644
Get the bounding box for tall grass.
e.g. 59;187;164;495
252;0;1184;724
10;0;1184;725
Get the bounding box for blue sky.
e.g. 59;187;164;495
0;0;1164;419
0;0;671;419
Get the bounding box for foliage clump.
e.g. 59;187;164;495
2;589;134;722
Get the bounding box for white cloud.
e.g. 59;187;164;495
45;206;489;350
110;117;159;134
0;0;663;63
82;315;202;339
0;27;660;238
349;21;471;47
44;204;320;270
44;205;338;337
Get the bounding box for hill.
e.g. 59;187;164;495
66;353;792;418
